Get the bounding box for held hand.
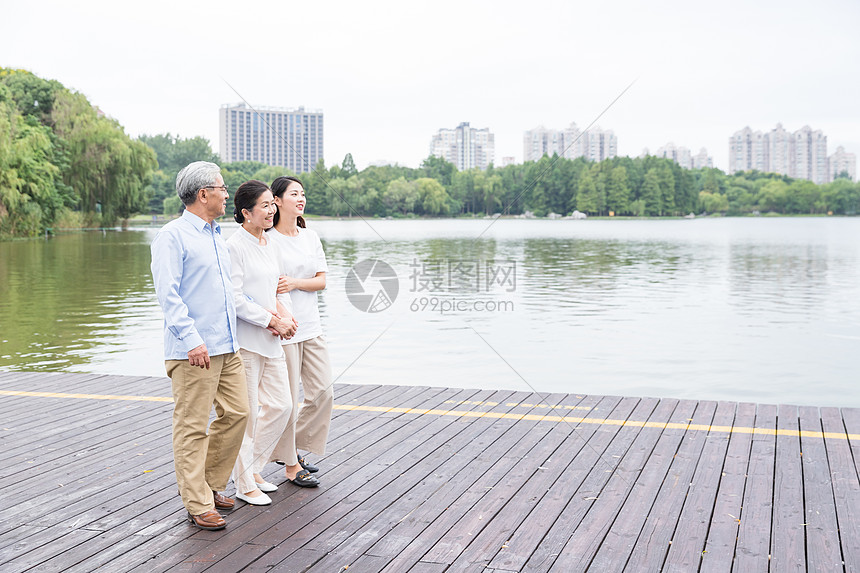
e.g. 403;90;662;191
188;344;211;369
265;309;283;336
277;275;298;294
267;313;294;339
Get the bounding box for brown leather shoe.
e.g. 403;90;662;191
213;491;235;511
187;510;226;531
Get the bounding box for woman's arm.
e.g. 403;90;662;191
277;271;326;294
228;241;273;329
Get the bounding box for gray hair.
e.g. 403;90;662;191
176;161;222;206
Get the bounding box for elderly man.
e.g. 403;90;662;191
151;161;249;531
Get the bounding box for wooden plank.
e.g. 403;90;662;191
821;407;860;573
0;528;102;572
733;403;777;573
0;525;47;554
0;401;172;475
456;394;621;573
2;373;858;572
548;398;688;572
771;404;805;573
799;405;843;572
120;538;214;573
615;400;718;572
698;401;756;573
518;396;656;573
633;401;734;571
158;387;491;573
420;395;637;571
245;389;521;571
310;393;582;572
373;394;616;573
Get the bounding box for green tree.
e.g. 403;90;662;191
698;191;729;213
382;177;418;215
421;155;457;187
251;165;295;184
606;165;630;215
341;153;358;177
415;177;450;215
473;171;503;215
52;90;156;223
756;180;788;213
825;179;860;215
657;163;675;215
575;171;599;214
0;96;62;236
641;169;662;216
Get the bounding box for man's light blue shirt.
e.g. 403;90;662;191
151;210;239;360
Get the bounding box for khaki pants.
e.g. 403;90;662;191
231;349;292;495
271;335;334;463
166;352;248;516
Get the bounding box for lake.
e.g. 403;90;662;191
1;217;858;407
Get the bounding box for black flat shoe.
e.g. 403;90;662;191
286;469;320;488
298;455;319;473
275;455;320;473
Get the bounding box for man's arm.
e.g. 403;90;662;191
151;231;205;358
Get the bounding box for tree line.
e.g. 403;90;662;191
146;138;860;220
4;69;860;239
0;68;156;237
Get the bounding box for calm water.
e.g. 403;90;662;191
1;218;858;407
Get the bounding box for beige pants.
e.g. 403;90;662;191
166;352;248;516
271;335;334;463
231;348;293;495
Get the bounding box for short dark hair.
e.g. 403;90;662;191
271;176;306;228
233;180;271;224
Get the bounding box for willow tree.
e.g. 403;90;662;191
0;91;61;236
51;90;156;224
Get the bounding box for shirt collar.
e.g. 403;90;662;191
237;225;268;245
182;209;222;234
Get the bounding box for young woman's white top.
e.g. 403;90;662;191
226;226;291;358
267;227;328;345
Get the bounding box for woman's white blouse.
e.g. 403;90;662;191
267;227;328;344
226;226;291;358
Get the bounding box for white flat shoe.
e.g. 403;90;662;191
236;491;272;505
255;480;278;493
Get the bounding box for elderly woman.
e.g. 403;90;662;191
267;175;333;488
226;180;297;505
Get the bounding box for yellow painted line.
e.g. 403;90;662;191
1;389;858;441
0;390;174;402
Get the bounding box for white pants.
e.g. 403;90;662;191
231;348;292;495
271;335;334;463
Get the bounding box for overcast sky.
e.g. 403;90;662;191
3;0;858;172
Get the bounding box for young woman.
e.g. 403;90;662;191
267;176;333;488
226;180;298;504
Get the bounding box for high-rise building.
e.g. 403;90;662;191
829;146;856;181
729;127;768;174
692;148;714;169
655;142;693;169
768;123;793;176
655;143;713;170
523;126;562;163
793;125;828;184
523;123;617;163
219;103;323;173
729;124;833;183
430;122;494;171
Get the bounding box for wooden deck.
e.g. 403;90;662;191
1;372;859;572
